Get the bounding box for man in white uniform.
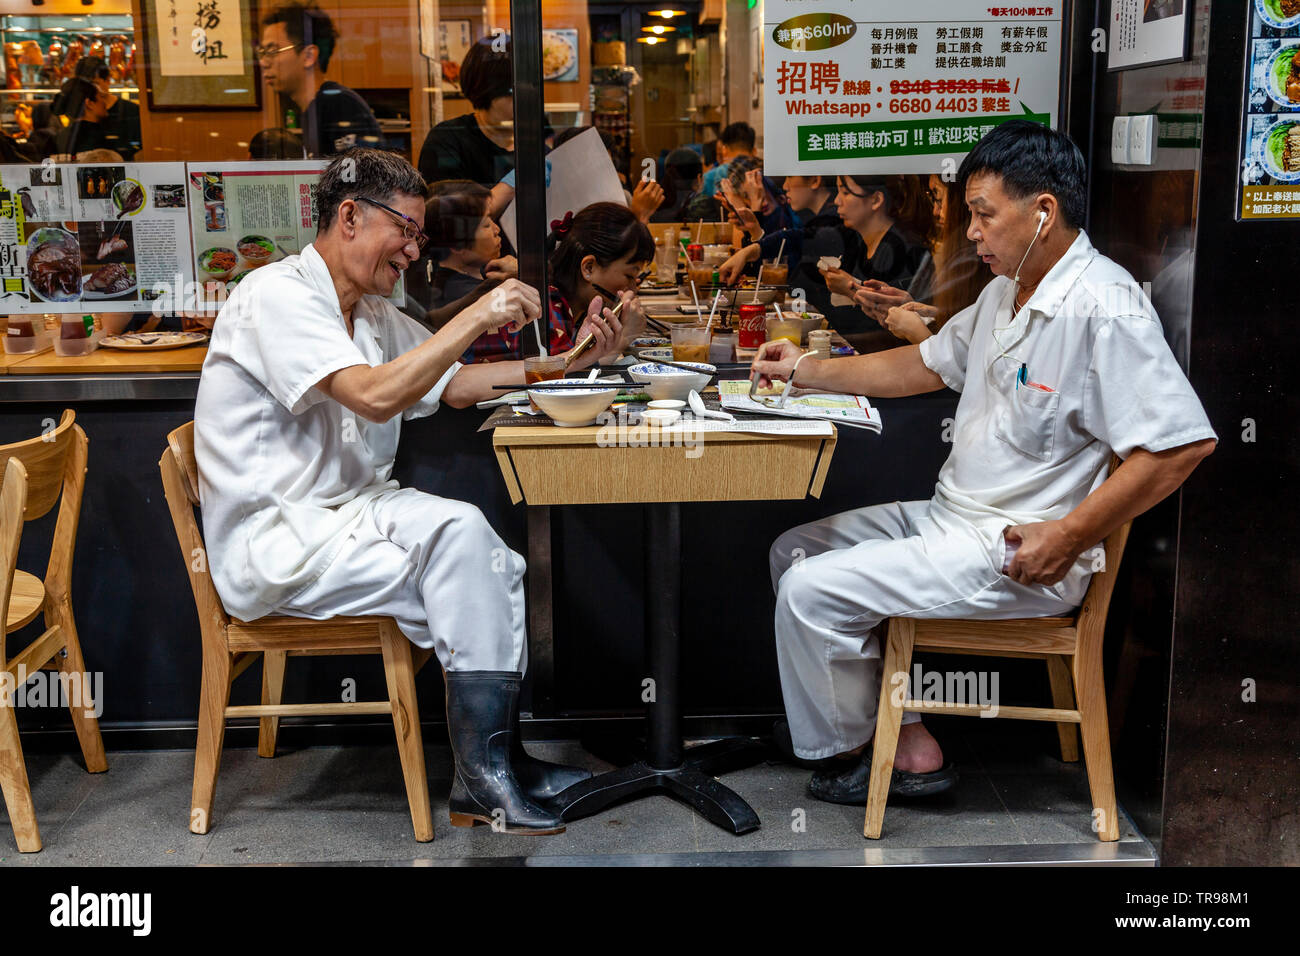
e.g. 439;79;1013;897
195;149;631;833
752;122;1218;804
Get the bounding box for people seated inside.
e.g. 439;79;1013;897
402;179;517;333
701;121;757;198
651;147;718;223
753;121;1217;808
811;175;932;350
461;201;651;364
195;149;635;833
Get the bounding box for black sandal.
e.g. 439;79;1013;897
808;749;959;804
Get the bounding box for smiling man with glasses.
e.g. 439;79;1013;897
259;2;381;158
194;149;630;835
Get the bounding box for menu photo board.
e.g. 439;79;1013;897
0;163;193;315
762;0;1063;176
1239;1;1300;220
184;161;404;311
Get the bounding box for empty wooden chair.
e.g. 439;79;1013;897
866;459;1131;842
159;422;434;842
0;410;109;853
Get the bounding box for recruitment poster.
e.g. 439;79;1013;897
1239;1;1300;220
762;1;1063;175
0;162;192;314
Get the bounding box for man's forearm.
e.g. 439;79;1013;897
347;313;484;420
795;344;947;398
1061;439;1216;552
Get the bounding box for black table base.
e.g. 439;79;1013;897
547;502;765;835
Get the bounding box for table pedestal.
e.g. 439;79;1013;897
548;502;763;835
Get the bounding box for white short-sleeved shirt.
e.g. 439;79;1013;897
194;243;462;621
918;230;1216;593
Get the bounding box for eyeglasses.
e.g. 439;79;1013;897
255;43;300;61
357;196;428;251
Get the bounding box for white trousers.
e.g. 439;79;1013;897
280;487;527;672
769;500;1081;760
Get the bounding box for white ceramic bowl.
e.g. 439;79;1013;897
641;408;681;428
637;347;674;362
527;379;619;427
628;361;715;401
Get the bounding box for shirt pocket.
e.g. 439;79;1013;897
995;386;1061;462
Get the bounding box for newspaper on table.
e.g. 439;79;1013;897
0;162;192;314
717;379;882;433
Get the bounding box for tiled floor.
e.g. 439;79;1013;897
0;725;1152;866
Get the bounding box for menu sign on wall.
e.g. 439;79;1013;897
762;1;1063;175
1239;2;1300;220
185;161;326;305
0;162;192;314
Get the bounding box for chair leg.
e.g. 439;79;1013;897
1073;635;1119;842
191;645;232;835
865;617;916;840
0;682;41;852
1046;655;1080;763
258;651;287;758
49;606;107;773
379;623;433;843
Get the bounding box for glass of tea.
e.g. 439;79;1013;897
670;325;711;364
523;355;566;412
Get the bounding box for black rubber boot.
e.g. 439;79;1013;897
445;671;566;834
512;730;592;802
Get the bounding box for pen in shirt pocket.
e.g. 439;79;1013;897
1016;364;1055;392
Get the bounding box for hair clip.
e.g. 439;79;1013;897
550;210;574;236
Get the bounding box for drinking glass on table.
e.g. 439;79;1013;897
670;325;711;364
523;355;566;412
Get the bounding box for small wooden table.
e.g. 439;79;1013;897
493;417;838;834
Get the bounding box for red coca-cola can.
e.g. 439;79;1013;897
737;304;767;349
686;243;704;262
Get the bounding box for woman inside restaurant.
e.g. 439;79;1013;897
717;173;841;287
809;174;933;347
461;201;651;363
50;76;109;159
402;180;517;335
417;36;515;188
74;56;142;161
854;178;993;346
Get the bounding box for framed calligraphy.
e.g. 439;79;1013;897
140;0;262;110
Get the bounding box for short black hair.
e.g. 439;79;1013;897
460;36;513;110
423;180;491;255
720;121;756;152
263;2;337;72
958;120;1087;229
249;127;305;160
51;77;99;119
316;147;427;233
73;56;110;82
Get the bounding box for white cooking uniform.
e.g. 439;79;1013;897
195;243;526;672
771;231;1216;759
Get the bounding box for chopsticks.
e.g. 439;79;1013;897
490;381;632;391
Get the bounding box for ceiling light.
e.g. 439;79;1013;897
637;36;664;44
641;24;676;34
649;9;686;16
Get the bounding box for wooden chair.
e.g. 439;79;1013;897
159;422;435;842
0;411;109;852
865;460;1132;843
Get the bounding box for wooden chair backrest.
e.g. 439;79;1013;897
0;458;27;659
0;409;80;521
159;422;230;634
0;409;87;597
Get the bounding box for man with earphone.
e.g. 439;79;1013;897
755;121;1217;807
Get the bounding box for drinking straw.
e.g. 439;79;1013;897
705;290;722;332
690;279;702;315
695;218;704;244
774;238;787;271
752;264;764;305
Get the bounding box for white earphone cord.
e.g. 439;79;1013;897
1012;210;1048;285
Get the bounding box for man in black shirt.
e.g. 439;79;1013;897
259;2;382;158
417;37;514;187
75;57;142;160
